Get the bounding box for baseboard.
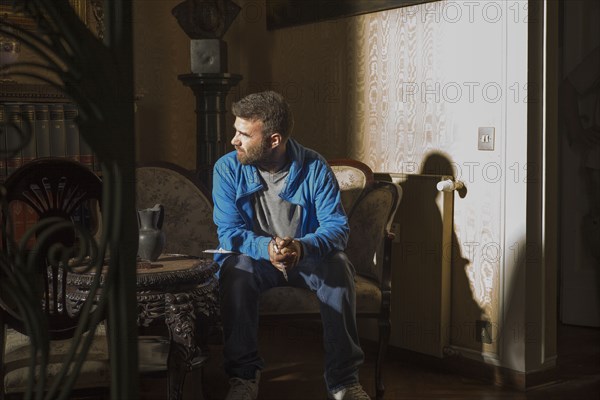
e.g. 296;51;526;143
381;343;558;391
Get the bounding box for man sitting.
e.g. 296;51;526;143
212;91;371;400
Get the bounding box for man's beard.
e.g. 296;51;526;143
237;138;271;165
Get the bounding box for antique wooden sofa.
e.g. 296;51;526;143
135;159;402;400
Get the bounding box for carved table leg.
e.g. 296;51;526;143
165;292;198;400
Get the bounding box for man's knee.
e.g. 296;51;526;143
323;251;355;283
326;250;354;272
221;254;257;275
219;255;259;294
326;250;351;264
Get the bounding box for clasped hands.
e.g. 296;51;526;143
269;236;302;275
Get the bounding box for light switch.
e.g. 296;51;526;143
478;127;495;151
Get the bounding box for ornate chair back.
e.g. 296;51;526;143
0;158;108;397
1;157;103;338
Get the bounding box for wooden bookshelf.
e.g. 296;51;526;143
0;82;99;183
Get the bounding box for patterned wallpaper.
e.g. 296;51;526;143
345;8;448;172
134;0;197;169
252;1;510;354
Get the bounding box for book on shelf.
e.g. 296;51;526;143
20;105;38;250
23;203;37;250
5;103;23;178
93;153;102;174
0;100;99;180
8;201;26;250
34;103;51;158
91;134;101;174
77;101;96;171
64;103;80;163
49;103;66;158
20;104;38;248
20;104;36;166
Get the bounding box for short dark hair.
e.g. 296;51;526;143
232;91;294;139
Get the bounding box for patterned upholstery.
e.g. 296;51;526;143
3;325;110;394
345;184;397;282
136;163;218;257
330;164;370;215
3;325;169;393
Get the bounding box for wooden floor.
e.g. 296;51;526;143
141;321;600;400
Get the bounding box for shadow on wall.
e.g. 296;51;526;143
420;154;483;352
391;152;483;358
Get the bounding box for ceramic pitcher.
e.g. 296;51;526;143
137;204;165;261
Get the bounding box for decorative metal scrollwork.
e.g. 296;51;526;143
1;1;137;399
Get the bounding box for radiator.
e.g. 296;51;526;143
388;173;459;358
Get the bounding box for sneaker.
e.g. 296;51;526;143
329;383;371;400
225;370;260;400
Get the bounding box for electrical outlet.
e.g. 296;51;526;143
476;320;493;344
478;127;495;151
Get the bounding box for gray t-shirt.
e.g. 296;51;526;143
252;165;302;238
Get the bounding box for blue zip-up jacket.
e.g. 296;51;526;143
212;138;349;265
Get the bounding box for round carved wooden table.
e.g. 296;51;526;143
66;254;219;400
